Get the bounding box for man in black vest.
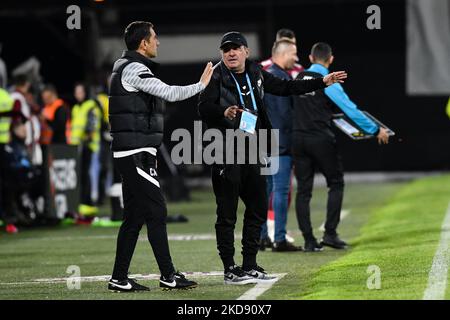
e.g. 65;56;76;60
108;21;213;292
198;32;347;285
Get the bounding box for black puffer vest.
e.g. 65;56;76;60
109;51;164;151
217;60;272;131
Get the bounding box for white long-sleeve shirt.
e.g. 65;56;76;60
121;62;205;102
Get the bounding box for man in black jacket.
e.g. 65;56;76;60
108;21;213;292
293;42;389;252
198;32;346;285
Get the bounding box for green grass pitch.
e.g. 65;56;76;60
1;175;449;300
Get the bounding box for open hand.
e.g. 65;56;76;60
377;127;390;145
323;71;347;86
200;62;214;87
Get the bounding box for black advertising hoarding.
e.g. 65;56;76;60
45;145;80;219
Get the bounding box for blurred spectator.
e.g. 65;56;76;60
0;86;14;232
0;44;7;89
2;119;39;233
9;75;42;166
95;87;112;206
41;84;70;145
69;83;101;223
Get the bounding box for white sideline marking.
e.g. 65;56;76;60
318;210;350;232
13;233;227;242
237;273;286;300
423;202;450;300
1;270;286;301
0;271;224;286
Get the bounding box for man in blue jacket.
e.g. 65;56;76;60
260;39;302;252
293;42;389;251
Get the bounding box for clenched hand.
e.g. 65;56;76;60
224;105;239;120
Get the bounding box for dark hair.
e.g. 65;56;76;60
124;21;154;50
276;28;296;40
12;74;30;87
311;42;332;62
74;82;86;89
42;84;58;95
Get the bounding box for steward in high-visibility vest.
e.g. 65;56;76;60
0;88;14;144
97;92;110;124
41;85;71;145
70;83;102;219
70;99;101;153
0;88;14;231
95;92;113;209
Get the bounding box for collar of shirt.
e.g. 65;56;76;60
270;62;292;79
307;63;329;76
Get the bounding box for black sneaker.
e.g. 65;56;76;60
320;234;348;249
258;237;273;251
304;239;324;252
108;278;150;292
160;271;198;290
243;265;278;283
272;240;303;252
224;265;257;285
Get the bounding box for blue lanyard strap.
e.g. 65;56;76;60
230;72;258;111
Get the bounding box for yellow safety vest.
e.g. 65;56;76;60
70;99;101;152
96;93;109;123
0;88;14;144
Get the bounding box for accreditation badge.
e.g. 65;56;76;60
239;110;257;134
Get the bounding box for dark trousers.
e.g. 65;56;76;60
111;152;174;280
80;145;94;206
292;135;344;239
97;141;111;206
0;145;7;223
212;163;268;270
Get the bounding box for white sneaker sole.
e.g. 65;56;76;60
224;278;258;285
252;277;278;284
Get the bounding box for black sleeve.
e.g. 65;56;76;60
198;74;227;122
85;108;97;134
52;107;68;144
262;69;327;96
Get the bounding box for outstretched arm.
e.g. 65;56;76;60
325;84;378;134
122;62;213;102
325;83;389;144
263;69;347;96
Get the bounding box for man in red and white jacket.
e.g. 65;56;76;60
9;75;42;166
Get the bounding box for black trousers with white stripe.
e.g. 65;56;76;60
111;152;175;280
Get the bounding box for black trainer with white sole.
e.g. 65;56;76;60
108;278;150;292
159;271;198;290
224;265;257;285
243;265;278;283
